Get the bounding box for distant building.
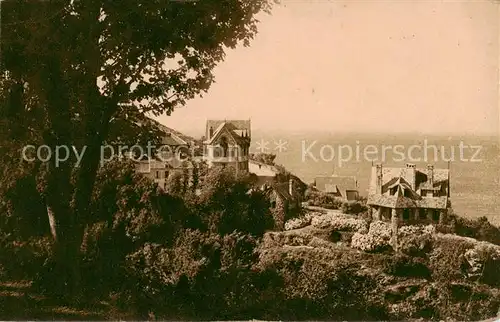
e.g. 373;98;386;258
133;155;196;191
249;159;279;186
203;119;251;173
314;175;359;200
367;163;450;225
120;118;197;190
134;155;170;190
264;179;302;231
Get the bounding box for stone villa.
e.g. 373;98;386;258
203;119;251;173
131;119;197;190
367;163;450;224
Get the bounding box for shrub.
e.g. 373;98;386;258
384;254;431;278
195;167;274;237
350;221;392;253
284;211;323;231
311;213;368;233
399;233;433;257
341;200;367;215
306;191;343;209
351;232;391;253
463;242;500;286
249;153;276;166
429;235;473;282
398;224;435;237
0;236;53;280
446;212;500;246
124;229;262;318
369;221;393;240
261;231;313;249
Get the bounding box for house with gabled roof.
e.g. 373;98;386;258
203;119;251;173
367;163;450;225
132;154;197;191
258;179;303;231
314;175;359;200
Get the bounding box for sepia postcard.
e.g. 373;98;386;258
0;0;499;320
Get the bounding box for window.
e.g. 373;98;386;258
404;189;411;198
402;209;410;221
432;210;440;221
346;190;358;201
155;171;159;179
419;209;427;220
382;208;391;221
390;187;397;196
164;171;169;178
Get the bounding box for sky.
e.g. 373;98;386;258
155;0;499;138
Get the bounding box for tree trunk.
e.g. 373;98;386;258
46;205;57;241
41;54;83;299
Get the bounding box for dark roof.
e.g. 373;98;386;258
272;182;293;201
367;164;449;209
205;120;251;141
204;121;251;146
368;166;449;195
160;132;188;146
152;120;194;145
367;194;448;209
315;176;357;193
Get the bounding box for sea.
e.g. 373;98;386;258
251;131;500;225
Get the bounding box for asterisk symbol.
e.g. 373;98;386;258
274;139;288;153
255;139;270;153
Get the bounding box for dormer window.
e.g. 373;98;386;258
390;187;397;196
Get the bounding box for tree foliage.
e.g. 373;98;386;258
0;0;273;293
249;153;276;165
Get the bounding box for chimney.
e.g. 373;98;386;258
405;163;416;190
289;178;294;196
376;163;383;194
209;126;214;139
427;164;434;187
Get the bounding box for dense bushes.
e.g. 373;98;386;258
261;227;500;321
2;157;500;320
351;221;392;252
0;236;53;281
311;212;368;233
284;211;323;231
384;254;431;278
305;190;343;209
305;190;367;215
444;212;500;246
341;200;368;215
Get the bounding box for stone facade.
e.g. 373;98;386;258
203;120;251;174
367;163;450;229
